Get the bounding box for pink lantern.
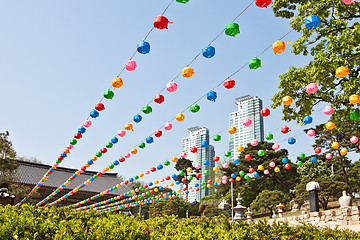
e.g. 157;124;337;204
124;152;131;158
135;188;139;192
145;170;150;175
307;129;316;137
54;163;59;167
323;106;334;115
350;136;359;144
251;139;258;146
164;122;173;131
118;130;126;137
243;118;252;127
195;163;201;169
326;153;333;159
222;180;227;184
160;178;164;182
264;169;270;175
223;163;229;169
67;144;74;150
83;120;92;128
101;170;106;174
269;162;276;168
272;143;280;150
306;83;318;94
172;194;176;198
222;176;228;180
164;184;168;188
125;60;137;71
166;82;178;92
191;189;194;192
181;152;187;158
141;193;146;197
342;0;356;4
79;170;84;173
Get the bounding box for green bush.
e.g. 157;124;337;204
0;204;359;239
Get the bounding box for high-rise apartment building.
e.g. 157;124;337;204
229;96;264;160
181;127;215;203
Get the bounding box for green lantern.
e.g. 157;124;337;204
104;90;114;99
96;152;102;157
70;139;77;145
188;176;193;181
201;186;205;190
298;153;306;159
265;133;273;141
139;142;146;149
106;142;113;148
56;160;61;164
201;182;206;186
146;191;150;195
164;160;170;166
213;134;221;141
296;161;303;166
176;0;189;3
204;170;209;175
139;187;144;191
93;175;98;179
142;105;152;114
225;151;231;157
239;171;245;176
179;171;185;176
350;111;360;121
258;150;265;156
225;23;240;37
189;104;200;113
109;164;114;169
134;175;139;180
249;58;261;69
127;191;131;195
244;175;250;180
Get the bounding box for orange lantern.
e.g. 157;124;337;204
336;66;349;78
326;122;335;130
176;113;185;122
172;156;178;162
237;146;244;152
340;149;348;155
332;142;340;149
130;148;138;155
282;96;293;106
229;126;237;134
272;41;286;54
349;95;360;105
112;77;123;88
125;123;133;131
182;67;194;78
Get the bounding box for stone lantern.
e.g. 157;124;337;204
276;203;285;218
245;208;252;221
306;182;320;212
233;193;246;220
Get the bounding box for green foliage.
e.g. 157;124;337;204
8;184;41;205
250;190;288;215
0;131;18;184
203;205;230;218
200;195;217;203
0;205;359;239
297;159;332;181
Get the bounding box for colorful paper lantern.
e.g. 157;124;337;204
225;23;240;36
95;103;105;111
153;15;171;29
298;153;305;159
181;152;187;158
260;108;270;117
323;106;334;115
306;83;318;94
112;77;123;89
332;142;340;149
296;161;303;166
164;122;172;131
154;94;165;104
154;130;162;138
213;134;221;141
176;113;185;122
118;130;126;137
272;143;280;150
228;126;237;134
223;79;236;89
310;157;317;163
258;165;264;171
282;96;293;106
269;162;276;168
340;149;348;155
225;151;231;157
258;150;265;156
166;82;177;92
305;15;321;30
326;122;335;130
182;67;194;78
326;153;333;159
176;0;189;3
249;58;261;69
125;123;133;131
265;133;273;140
336;66;349;77
288;137;296;145
245;155;251;161
350;112;360;121
251;139;258;146
202;46;215;58
125;60;137;71
139;142;145;149
315;148;321;154
274;167;280;173
255;0;272;8
349;95;360;105
264;169;270;175
213;156;220;162
303;116;313;125
90;110;99;118
189;104;200;113
191;147;198;153
282;158;288;164
243;118;252;127
83;120;92;128
307;129;316;137
130;148;138;155
207;91;217;101
272;40;286;54
172;156;178;163
201;141;209;148
133;114;142;123
350;136;359;144
237;146;244;152
104;90;114;99
142;105;152;114
223;163;229;169
137;41;150;54
281;126;290;134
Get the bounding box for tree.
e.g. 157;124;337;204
17;156;42;163
250;190;288;217
203;205;230;218
271;0;360;126
297;159;332;181
0;132;18;184
174;158;199;203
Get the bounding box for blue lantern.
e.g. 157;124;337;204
133;114;142;123
305;15;321;30
202;45;215;58
90;110;99;118
148;182;153;186
157;164;163;170
203;160;210;166
195;183;199;188
175;181;180;185
201;141;209;148
111;137;118;144
60;153;67;158
87;160;94;165
159;187;164;191
146;136;153;144
129;178;134;182
231;173;236;178
172;174;177;179
288;137;296;145
113;160;119;166
214;182;218;187
303;116;313;125
78;127;86;134
206;91;217;102
233;159;239;165
282;158;289;164
253;172;259;177
137;41;150;54
310;157;317;163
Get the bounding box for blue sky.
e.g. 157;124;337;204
1;0;332;194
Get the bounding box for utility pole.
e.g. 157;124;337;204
231;181;234;222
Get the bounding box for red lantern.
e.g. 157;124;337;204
150;167;156;172
196;188;200;191
223;79;236;89
154;94;165;104
100;148;107;154
97;173;102;177
285;164;291;170
119;157;125;162
165;176;170;180
281;126;290;134
315;148;321;154
58;156;63;161
144;184;148;189
196;173;201;178
260;108;270;117
183;187;187;191
213;156;220;162
153;15;171;29
74;133;82;139
229;178;234;183
207;180;212;184
191;147;198;153
181;178;187;183
154;130;162;137
255;0;272;8
150;190;154;194
81;166;87;171
249;168;255;173
245;155;251;161
95;102;105;111
124;180;129;185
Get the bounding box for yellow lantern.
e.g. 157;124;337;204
332;142;340;149
326;122;335;130
84;163;90;168
91;156;98;161
349;95;360;105
139;173;144;177
340;149;348;155
181;192;184;195
87;179;91;183
186;167;192;173
177;189;181;193
236;176;241;181
155;196;158;199
104;167;110;172
170;182;174;187
116;184;120;188
125;123;133;131
52;165;57;170
63;149;70;154
215;178;220;182
172;156;178;162
182;67;194;78
112;77;123;88
336;66;349;78
64;182;68;186
131;190;135;194
130;148;138;155
213;166;219;172
154;180;159;184
274;167;280;173
75;171;80;176
272;40;286;54
207;184;212;188
237;146;244;152
282;96;293;106
176;113;185;122
258;165;264;171
229;126;237;134
154;188;158;192
100;192;104;196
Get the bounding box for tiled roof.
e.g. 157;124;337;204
14;160;130;196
